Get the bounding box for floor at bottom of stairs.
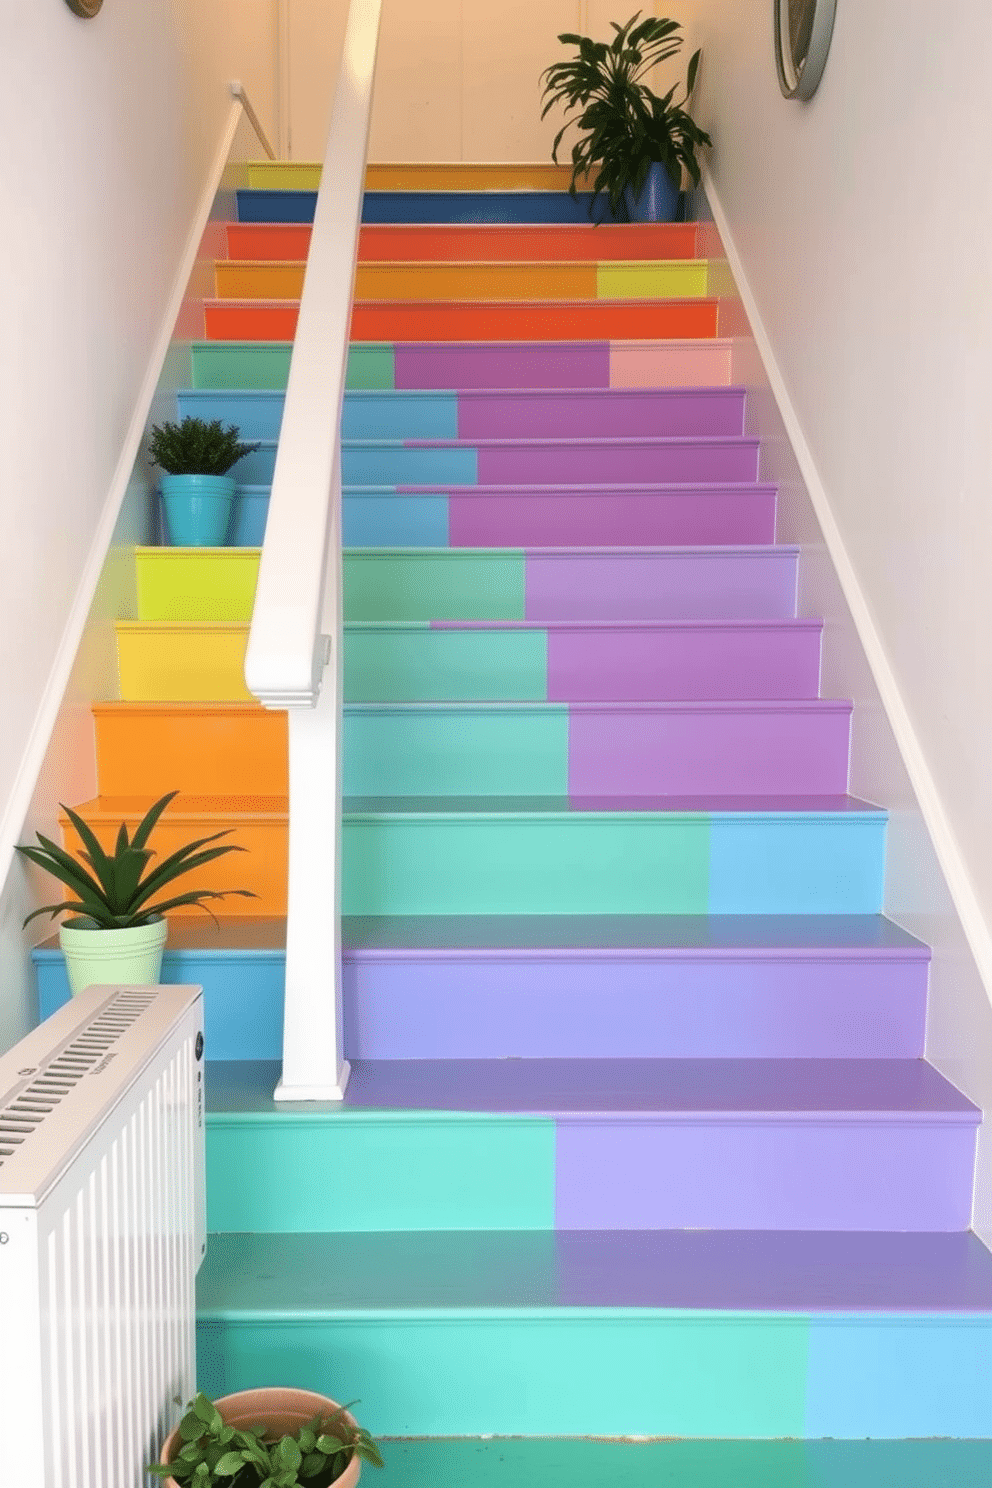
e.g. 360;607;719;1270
364;1436;992;1485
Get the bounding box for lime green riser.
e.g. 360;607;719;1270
191;343;393;391
134;550;525;623
197;1314;808;1437
207;1117;554;1232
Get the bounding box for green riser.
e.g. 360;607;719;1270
196;1313;808;1437
191;342;393;390
206;1117;555;1232
344;553;525;621
344;708;569;795
345;629;548;701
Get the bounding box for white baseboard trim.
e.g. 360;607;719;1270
0;96;246;879
699;163;992;1009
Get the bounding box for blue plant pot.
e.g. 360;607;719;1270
625;161;681;223
160;474;235;546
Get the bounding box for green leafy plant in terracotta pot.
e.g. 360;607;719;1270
540;12;711;223
149;416;258;546
150;1388;384;1487
17;791;255;995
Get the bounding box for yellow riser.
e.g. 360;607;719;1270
117;623;251;702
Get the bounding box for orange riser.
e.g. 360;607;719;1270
93;704;288;797
226;222;700;264
60;796;288;917
205;299;719;343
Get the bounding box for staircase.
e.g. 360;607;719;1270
33;161;992;1479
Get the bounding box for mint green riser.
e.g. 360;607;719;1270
341;812;885;915
346;627;548;701
345;706;569;795
345;552;525;621
191;341;393;390
197;1313;808;1437
207;1116;555;1232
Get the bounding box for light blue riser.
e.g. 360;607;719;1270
343;489;448;546
177;389;460;442
32;947;284;1060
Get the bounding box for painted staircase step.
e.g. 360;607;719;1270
340;795;885;915
215;258;713;302
342;482;778;548
351;222;701;263
134;545;799;624
178;386;747;441
32;914;930;1063
92;702;285;794
115;618;823;703
237;187;631;226
190;338;736;392
59;794;287;915
245;162;586;193
204;297;720;343
231;435;760;487
203;1057;976;1232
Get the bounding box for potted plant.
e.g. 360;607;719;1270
17;791;255;995
149;416;258;546
540;12;712;223
150;1388;384;1487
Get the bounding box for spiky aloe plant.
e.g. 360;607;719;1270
540;12;712;222
148;417;257;476
16;792;255;928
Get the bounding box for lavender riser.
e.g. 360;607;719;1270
33;933;929;1062
177;387;747;441
249;483;780;550
232;438;761;487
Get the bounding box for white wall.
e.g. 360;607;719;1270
0;3;278;1053
689;0;992;1236
287;0;699;162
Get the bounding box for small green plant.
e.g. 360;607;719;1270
16;791;256;928
149;1392;384;1487
149;417;257;476
540;12;712;222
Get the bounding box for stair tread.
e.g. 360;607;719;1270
197;1228;992;1315
137;541;796;557
34;913;926;959
194;336;737;353
341;794;882;816
205;1057;975;1119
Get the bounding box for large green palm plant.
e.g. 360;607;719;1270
540;13;711;223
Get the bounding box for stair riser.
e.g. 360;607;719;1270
177;387;746;442
34;951;927;1062
205;1110;970;1232
236;187;653;225
342;815;885;916
116;623;822;703
135;548;799;624
226;222;701;263
344;487;778;548
93;705;286;795
197;1313;992;1438
190;340;735;391
344;707;850;796
205;300;719;343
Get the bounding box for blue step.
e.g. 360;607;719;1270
236;188;611;225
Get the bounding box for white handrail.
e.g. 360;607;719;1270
244;0;384;1101
229;80;277;160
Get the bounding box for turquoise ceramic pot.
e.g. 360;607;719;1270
625;161;681;223
160;474;235;546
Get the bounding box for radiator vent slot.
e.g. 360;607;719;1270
0;989;156;1169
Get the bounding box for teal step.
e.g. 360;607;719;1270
190;340;393;390
340;796;886;915
195;1230;992;1438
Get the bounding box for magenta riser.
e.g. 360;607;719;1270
342;953;929;1060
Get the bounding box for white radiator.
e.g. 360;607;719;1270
0;984;205;1487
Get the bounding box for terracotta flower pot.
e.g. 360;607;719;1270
158;1388;362;1487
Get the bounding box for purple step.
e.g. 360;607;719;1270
462;436;760;485
395;341;613;389
341;913;929;1060
438;483;778;547
343;1058;978;1231
567;701;851;795
455;388;745;440
525;548;798;622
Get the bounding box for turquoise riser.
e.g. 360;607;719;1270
340;813;885;915
196;1312;992;1438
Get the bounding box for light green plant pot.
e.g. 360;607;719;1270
58;916;168;996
